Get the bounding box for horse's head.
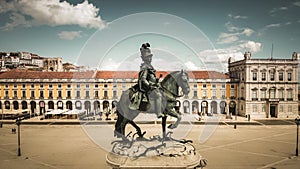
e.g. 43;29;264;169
176;70;190;96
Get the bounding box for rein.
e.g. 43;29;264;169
160;86;183;98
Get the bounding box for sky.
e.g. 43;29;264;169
0;0;300;72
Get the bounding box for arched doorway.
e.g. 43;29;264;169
201;101;208;115
183;100;190;114
21;101;28;110
13;101;19;110
192;101;199;114
57;101;63;110
4;101;10;110
211;101;217;114
220;101;227;114
30;101;36;115
229;101;236;115
66;101;73;110
48;101;54;109
84;101;91;113
39;101;45;115
75;101;82;110
93;101;100;112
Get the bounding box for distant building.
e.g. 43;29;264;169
43;57;63;71
228;52;299;118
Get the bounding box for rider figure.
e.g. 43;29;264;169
137;43;164;118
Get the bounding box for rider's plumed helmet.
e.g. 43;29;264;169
140;43;152;58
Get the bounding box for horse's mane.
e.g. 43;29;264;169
161;71;180;86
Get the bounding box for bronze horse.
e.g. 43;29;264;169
114;70;190;140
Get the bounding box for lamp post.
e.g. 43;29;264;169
295;116;300;156
16;117;22;156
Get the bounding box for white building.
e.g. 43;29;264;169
228;52;299;118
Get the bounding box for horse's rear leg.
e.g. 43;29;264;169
162;116;167;139
129;120;146;138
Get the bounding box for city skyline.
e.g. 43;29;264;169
0;0;300;71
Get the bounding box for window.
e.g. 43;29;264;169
95;84;99;88
261;72;266;81
212;84;216;89
31;84;34;88
253;72;257;81
278;90;284;100
270;71;275;81
5;84;8;88
288;105;292;112
230;84;235;89
49;91;53;98
22;91;26;98
269;89;275;98
67;91;71;98
279;105;283;112
76;91;80;98
40;84;44;88
14;91;17;97
193;91;197;98
67;84;71;88
230;90;235;97
221;90;226;98
5;91;9;97
202;90;207;97
202;84;206;89
113;90;117;98
86;84;89;88
49;84;53;88
212;90;216;97
76;84;80;88
104;84;108;88
58;91;62;98
14;84;17;88
31;91;35;97
40;91;44;98
279;72;283;81
104;91;108;98
94;91;99;98
252;90;258;100
261;90;266;100
222;84;225;89
287;90;293;101
58;84;62;88
22;84;26;88
86;91;89;97
288;72;292;81
253;105;257;112
193;84;197;88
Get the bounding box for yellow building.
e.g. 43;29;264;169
0;70;232;118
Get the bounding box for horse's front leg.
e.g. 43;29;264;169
167;108;182;129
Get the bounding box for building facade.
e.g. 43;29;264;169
0;70;232;118
228;52;299;118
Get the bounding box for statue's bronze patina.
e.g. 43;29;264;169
114;43;190;140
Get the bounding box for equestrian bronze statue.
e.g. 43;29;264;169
114;43;190;140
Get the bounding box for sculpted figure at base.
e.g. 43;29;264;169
114;43;190;140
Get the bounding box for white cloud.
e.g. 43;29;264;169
266;23;281;28
228;14;248;19
217;22;254;44
269;6;288;14
184;61;201;70
293;2;300;7
0;0;105;30
58;31;82;40
1;12;30;30
239;41;262;53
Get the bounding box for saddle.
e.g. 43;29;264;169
128;84;150;111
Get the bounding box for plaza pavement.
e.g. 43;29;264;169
0;115;299;169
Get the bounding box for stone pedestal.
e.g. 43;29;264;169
106;138;204;169
106;151;201;169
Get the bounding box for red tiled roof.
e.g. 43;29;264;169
0;70;229;79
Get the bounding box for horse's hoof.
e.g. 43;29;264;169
167;124;177;129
